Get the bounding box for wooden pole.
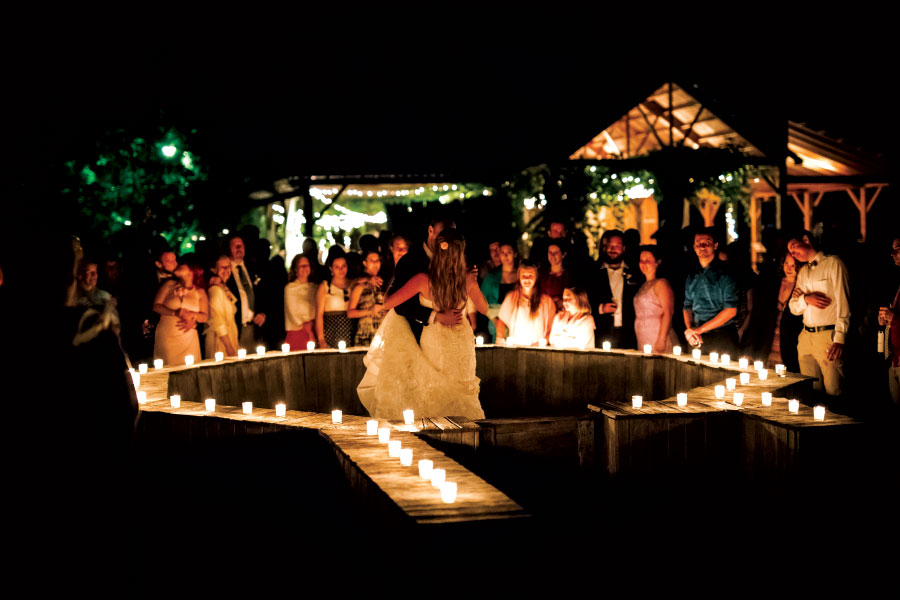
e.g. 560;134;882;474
750;195;760;271
803;191;812;232
668;82;674;147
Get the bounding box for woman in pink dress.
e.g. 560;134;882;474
633;246;678;352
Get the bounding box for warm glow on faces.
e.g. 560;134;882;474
638;251;659;279
330;257;348;279
214;257;232;282
549;222;567;239
391;237;409;265
693;234;716;261
228;237;245;263
519;266;537;293
488;242;501;266
562;289;577;315
782;254;797;278
363;252;381;276
499;244;516;268
80;263;98;290
547;244;565;268
295;256;311;281
604;236;624;262
892;238;900;266
787;239;813;263
175;264;192;286
159;252;177;273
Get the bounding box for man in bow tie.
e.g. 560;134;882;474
683;228;739;355
591;229;642;349
225;234;266;350
788;233;850;398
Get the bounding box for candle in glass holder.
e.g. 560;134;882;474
332;409;342;424
538;338;548;347
205;398;216;412
475;336;484;346
170;394;181;408
440;481;458;504
138;363;148;374
673;346;682;356
276;403;286;417
758;369;768;381
632;395;642;408
677;393;687;407
136;391;147;404
740;372;750;385
281;343;290;354
762;392;772;406
378;427;390;443
130;371;140;389
814;405;825;421
256;345;266;356
184;355;194;366
789;399;799;414
643;344;652;354
720;354;731;366
237;348;247;359
602;341;611;351
154;358;164;370
242;401;253;415
403;409;414;425
400;448;413;467
338;341;347;352
430;468;446;488
733;392;744;406
739;357;749;369
215;351;224;362
306;341;315;351
775;364;786;376
726;378;736;391
709;352;719;364
388;440;401;458
692;349;702;360
715;385;725;399
506;337;516;346
366;420;378;435
753;360;764;371
418;459;433;479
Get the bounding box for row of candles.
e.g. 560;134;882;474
630;389;826;420
133;340;352;371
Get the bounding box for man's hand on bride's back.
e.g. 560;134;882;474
435;308;463;327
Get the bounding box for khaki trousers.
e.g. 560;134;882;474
797;329;843;397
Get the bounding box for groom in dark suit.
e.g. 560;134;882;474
387;213;463;343
589;229;643;349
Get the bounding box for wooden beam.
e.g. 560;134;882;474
750;195;760;272
846;188;861;210
802;192;812;231
668;82;674;147
790;192;804;212
865;184;885;212
813;191;825;207
859;187;867;241
680;104;705;148
636;104;666;148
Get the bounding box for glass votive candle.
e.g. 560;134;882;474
643;344;652;354
378;427;391;443
789;399;799;414
418;459;433;479
715;385;725;399
758;369;768;381
184;355;194;366
130;371;140;389
762;392;772;407
739;357;749;369
733;392;744;406
814;405;825;421
170;394;181;408
366;420;378;435
709;352;719;364
602;341;611;351
256;345;266;356
242;401;253;415
475;336;484;346
215;351;224;362
136;391;147;404
538;338;548;347
440;481;457;504
726;378;736;390
692;349;702;360
753;360;764;371
673;346;682;356
237;348;247;359
632;395;643;408
430;468;446;488
720;354;731;366
403;409;414;425
276;403;286;417
281;343;290;353
506;337;516;346
775;364;786;376
138;363;148;374
337;341;347;351
154;358;164;370
388;440;401;458
332;409;342;424
740;372;751;385
306;341;315;351
205;398;215;412
677;393;687;407
400;448;413;467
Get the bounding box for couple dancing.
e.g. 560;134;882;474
357;217;488;420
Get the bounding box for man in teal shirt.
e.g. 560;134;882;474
683;228;739;354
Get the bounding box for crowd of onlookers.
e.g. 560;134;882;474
41;217;900;413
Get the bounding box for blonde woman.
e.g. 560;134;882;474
549;286;595;349
358;228;488;420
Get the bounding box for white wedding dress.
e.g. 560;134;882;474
357;295;485;420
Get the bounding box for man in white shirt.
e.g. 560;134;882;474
226;235;266;350
788;235;850;397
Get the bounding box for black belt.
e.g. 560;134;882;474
804;324;835;333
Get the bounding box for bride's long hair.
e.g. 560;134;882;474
429;228;468;312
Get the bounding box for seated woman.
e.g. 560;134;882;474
153;263;208;366
495;259;556;345
348;250;385;347
549;286;595;349
205;255;239;357
284;254;317;351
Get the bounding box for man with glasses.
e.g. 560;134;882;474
683;228;739;354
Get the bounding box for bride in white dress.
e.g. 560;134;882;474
357;228;488;420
